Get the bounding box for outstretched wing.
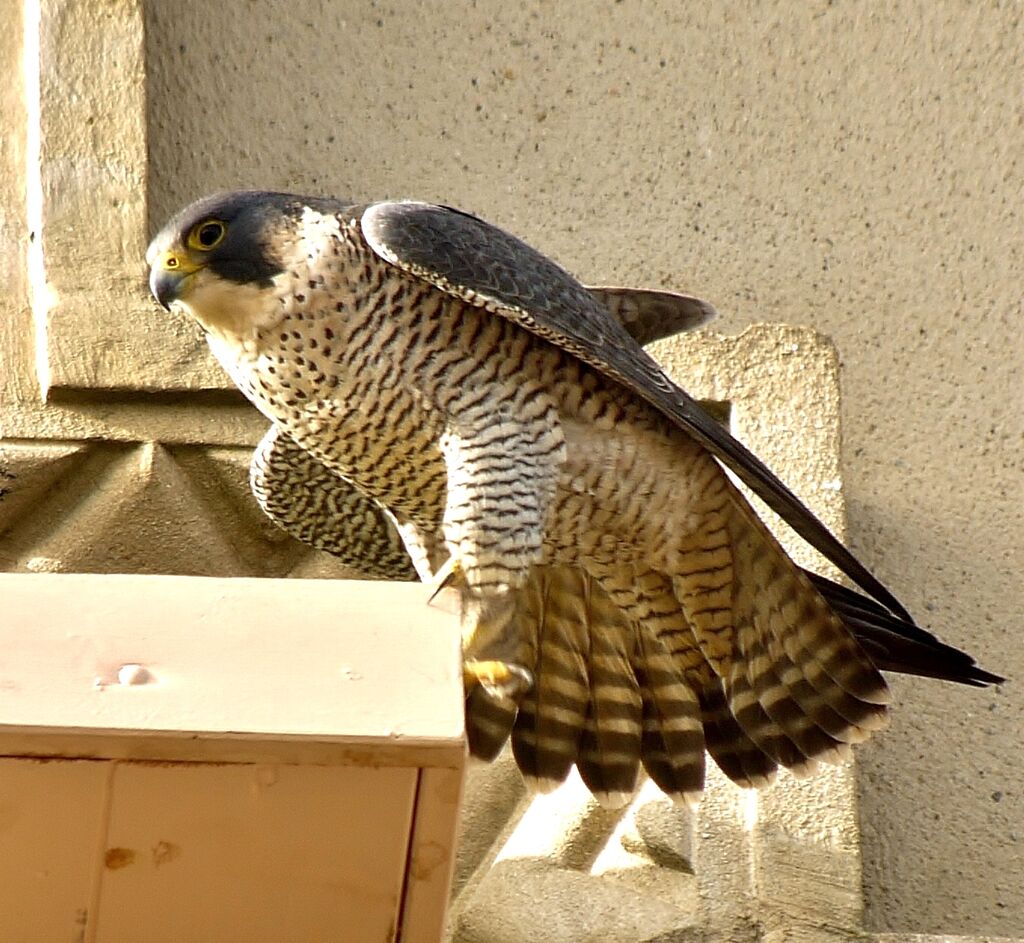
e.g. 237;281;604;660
360;200;910;620
249;425;417;580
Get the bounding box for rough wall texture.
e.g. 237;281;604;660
144;2;1021;933
0;0;1018;938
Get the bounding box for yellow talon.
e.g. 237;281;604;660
464;659;533;701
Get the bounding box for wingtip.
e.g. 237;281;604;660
964;665;1005;687
693;297;719;327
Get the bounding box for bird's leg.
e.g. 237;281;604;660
438;416;564;596
437;415;563;711
424;552;533;703
460;585;539;762
461;592;534;699
418;548;533;700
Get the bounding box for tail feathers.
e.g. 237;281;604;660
728;556;860;766
732;644;848;772
805;570;1004;687
576;580;643;805
511;568;590;790
697;682;777;788
620;570;779;792
462;538;1002;804
633;625;705;804
465;690;519;762
725;501;891;709
757;634;875;745
671;497;895;785
465;565;664;776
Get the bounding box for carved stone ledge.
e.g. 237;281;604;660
0;437;359;579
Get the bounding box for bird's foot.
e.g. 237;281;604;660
463;659;533;702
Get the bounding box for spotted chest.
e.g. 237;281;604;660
217;212;570;528
233;220;458;524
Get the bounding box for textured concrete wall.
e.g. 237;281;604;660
146;6;1021;932
22;0;1012;935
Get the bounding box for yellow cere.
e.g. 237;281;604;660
153;248;201;275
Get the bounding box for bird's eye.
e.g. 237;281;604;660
188;220;226;251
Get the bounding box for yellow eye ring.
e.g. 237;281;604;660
187;219;226;251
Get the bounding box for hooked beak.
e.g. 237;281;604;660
147;246;203;310
149;265;188;310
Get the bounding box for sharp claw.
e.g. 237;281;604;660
427;555;462;605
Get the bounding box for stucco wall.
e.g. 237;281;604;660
145;3;1024;934
0;0;1015;936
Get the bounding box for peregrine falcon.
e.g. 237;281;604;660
148;191;999;804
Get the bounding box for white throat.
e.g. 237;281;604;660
175;268;282;346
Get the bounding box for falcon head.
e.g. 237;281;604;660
146;190;345;335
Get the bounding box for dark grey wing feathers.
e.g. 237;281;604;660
585;286;717;345
361;200;911;620
804;570;1003;686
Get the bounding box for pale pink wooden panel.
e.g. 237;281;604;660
0;758;111;942
401;767;464;943
0;573;463;767
93;762;417;943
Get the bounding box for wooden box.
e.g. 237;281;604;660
0;573;465;942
